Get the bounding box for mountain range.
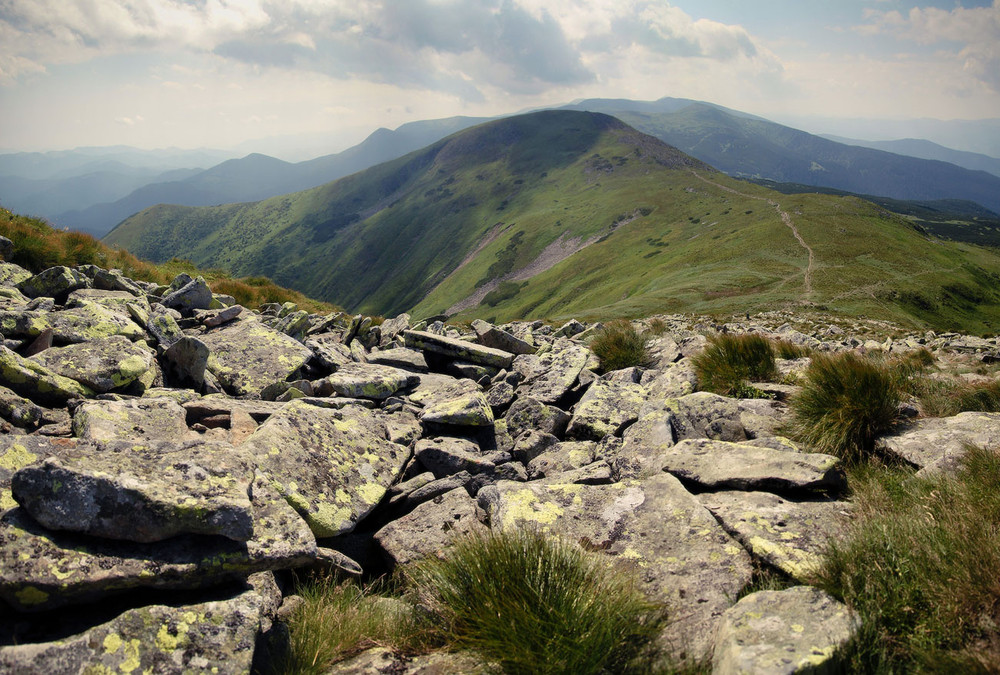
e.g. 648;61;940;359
106;110;1000;334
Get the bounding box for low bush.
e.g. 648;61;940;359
408;527;667;675
815;444;1000;671
692;333;779;396
788;351;903;461
590;319;654;371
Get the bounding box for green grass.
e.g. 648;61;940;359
773;339;812;359
691;333;779;396
814;445;1000;672
910;377;1000;418
589;319;654;371
408;527;668;675
788;351;904;461
265;575;435;675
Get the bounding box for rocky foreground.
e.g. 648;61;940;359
0;254;998;673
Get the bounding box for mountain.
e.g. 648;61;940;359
820;136;1000;178
559;100;1000;214
106;111;1000;334
55;117;491;237
0;146;234;181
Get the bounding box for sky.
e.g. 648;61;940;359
1;0;998;158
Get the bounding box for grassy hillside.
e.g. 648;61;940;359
106;111;1000;334
0;207;336;313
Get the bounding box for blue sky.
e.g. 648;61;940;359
1;1;997;155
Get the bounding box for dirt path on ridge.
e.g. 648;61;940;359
690;170;815;296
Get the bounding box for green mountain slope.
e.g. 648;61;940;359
106;111;1000;334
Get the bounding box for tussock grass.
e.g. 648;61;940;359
815;445;1000;672
692;333;779;396
590;319;654;372
909;377;1000;418
773;339;812;359
268;575;434;675
408;528;667;675
788;351;904;461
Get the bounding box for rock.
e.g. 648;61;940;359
1;301;145;344
398;471;474;510
526;441;596;479
504;396;570;438
30;334;153;393
163;335;211;387
485;380;515;411
0;471;317;611
666;392;748;442
0;236;12;261
0;261;32;288
420;391;495;427
11;439;256;543
472;319;536;355
326;647;487;674
480;473;753;660
566;377;647;440
516;340;590;403
415;437;494;477
17;265;90;300
367;347;429;372
92;268;146;296
200;316;313;397
647;334;681;368
67;288;146;311
324;362;420;400
160;275;213;314
0;345;92;406
512;430;560;464
375;487;482;567
244;400;410;538
553;319;585;338
613;409;676;479
306;334;353;371
72;398;193;442
146;306;184;348
699;491;851;582
878;411;1000;474
403;329;514;369
0;588;269;675
712;586;856;675
659;439;845;494
0;385;45;428
195;304;243;327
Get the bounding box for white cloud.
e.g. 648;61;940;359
857;1;1000;92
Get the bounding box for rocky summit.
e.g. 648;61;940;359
1;254;999;673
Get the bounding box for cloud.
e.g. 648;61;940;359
857;1;1000;92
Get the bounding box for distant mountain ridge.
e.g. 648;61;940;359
820;136;1000;178
106;110;1000;334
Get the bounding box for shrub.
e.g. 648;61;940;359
814;445;1000;671
268;575;433;675
408;528;667;675
692;333;779;396
788;351;903;461
590;319;654;371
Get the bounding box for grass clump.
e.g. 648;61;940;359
815;444;1000;671
268;575;433;675
590;319;654;372
910;377;1000;418
692;333;778;396
408;527;667;675
788;351;903;461
773;339;812;359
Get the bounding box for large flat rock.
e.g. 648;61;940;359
200;317;312;397
878;411;1000;474
479;473;753;660
374;487;482;567
244;400;410;538
72;398;193;442
0;345;92;406
30;334;154;393
403;330;513;369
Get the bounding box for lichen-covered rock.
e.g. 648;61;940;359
414;437;494;477
0;384;45;428
146;306;184;348
11;440;256;543
30;334;153;393
200;316;312;397
878;411;1000;474
0;470;316;611
420;391;494;427
613;409;676;479
406;373;481;408
479;473;753;660
665;392;748;442
472;319;536;355
0;437;72;513
163;335;210;387
526;441;596;479
699;491;851;582
72;398;192;442
712;586;856;675
0;587;268;675
504;396;570;438
566;377;647;440
17;265;89;299
244;400;410;538
375;487;482;567
516;340;590;403
160;275;213;314
326;647;488;674
403;329;514;369
367;347;429;372
0;261;32;288
0;345;92;406
660;439;845;494
324;362;419;400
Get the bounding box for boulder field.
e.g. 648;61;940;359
0;257;998;673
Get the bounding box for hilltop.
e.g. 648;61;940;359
107;110;1000;334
